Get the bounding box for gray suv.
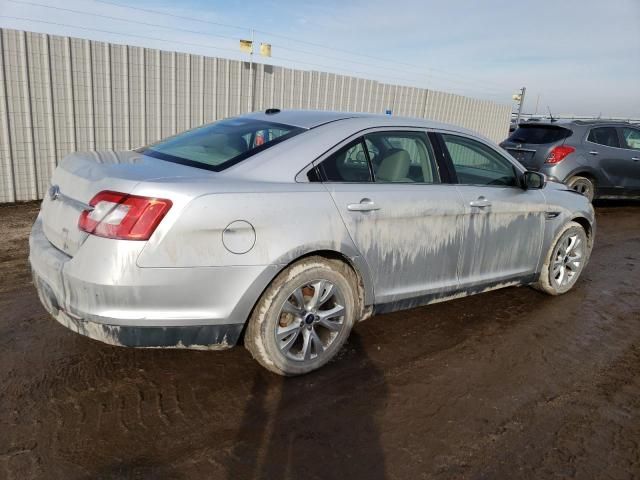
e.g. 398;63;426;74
500;120;640;201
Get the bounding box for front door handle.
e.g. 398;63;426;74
347;198;380;212
632;157;640;161
588;150;599;155
470;196;491;208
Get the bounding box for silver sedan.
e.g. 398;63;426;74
29;110;595;375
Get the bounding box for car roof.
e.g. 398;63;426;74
242;109;477;135
516;119;635;129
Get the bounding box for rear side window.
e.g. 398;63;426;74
622;128;640;151
443;134;518;187
507;125;572;144
365;132;440;183
587;127;620;148
139;118;304;171
319;139;373;182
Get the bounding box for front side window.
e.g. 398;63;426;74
365;132;440;183
587;127;620;148
442;134;518;187
319;139;372;182
622;128;640;151
140;118;303;171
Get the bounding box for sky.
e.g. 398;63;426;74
1;0;638;118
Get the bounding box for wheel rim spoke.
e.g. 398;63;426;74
310;329;324;355
318;283;335;307
307;280;326;310
277;322;300;340
292;287;305;311
301;329;313;360
318;304;345;321
317;317;342;332
279;327;301;353
282;300;304;317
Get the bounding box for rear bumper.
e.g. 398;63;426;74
34;274;242;348
29;217;277;349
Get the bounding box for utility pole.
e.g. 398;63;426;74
512;86;526;125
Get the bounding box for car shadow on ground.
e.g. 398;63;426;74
222;333;388;480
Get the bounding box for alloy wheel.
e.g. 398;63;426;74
550;231;585;289
275;280;346;362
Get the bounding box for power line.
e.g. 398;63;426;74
0;15;240;55
7;0;242;43
94;0;248;33
5;0;507;95
91;0;512;91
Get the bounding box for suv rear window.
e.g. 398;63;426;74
507;125;572;144
139;118;304;171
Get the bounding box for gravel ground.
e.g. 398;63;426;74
1;201;639;480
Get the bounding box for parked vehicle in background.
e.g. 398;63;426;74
30;110;595;376
501;120;640;202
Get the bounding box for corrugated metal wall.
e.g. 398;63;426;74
0;28;511;202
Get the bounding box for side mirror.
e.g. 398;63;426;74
522;171;546;190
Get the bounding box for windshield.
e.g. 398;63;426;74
139;118;304;171
507;125;572;145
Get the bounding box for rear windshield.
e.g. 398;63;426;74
139;118;304;171
507;125;572;145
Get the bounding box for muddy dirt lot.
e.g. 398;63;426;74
1;202;639;480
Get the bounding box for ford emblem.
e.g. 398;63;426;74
48;184;60;201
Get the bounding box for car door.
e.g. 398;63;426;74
618;127;640;193
315;129;465;309
585;126;627;194
437;132;546;288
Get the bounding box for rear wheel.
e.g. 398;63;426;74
245;257;358;376
533;221;589;295
566;175;595;202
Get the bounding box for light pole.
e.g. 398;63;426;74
512;87;526;125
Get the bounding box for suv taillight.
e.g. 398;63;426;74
545;145;575;164
78;191;172;240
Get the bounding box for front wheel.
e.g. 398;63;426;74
245;257;358;376
533;221;590;295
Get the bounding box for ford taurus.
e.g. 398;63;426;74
29;110;595;375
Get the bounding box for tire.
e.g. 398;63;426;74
566;175;595;202
533;221;590;295
245;256;358;376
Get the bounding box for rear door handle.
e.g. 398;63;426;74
588;150;599;155
347;198;380;212
469;197;491;208
632;157;640;161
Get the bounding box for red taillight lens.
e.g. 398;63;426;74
545;145;575;164
78;191;172;240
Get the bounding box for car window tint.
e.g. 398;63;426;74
622;128;640;151
587;127;620;148
319;140;372;182
140;118;303;171
507;125;572;144
364;132;439;184
442;134;518;187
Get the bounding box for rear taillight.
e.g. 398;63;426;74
545;145;575;164
78;191;172;240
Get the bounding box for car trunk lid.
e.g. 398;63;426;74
40;150;205;256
